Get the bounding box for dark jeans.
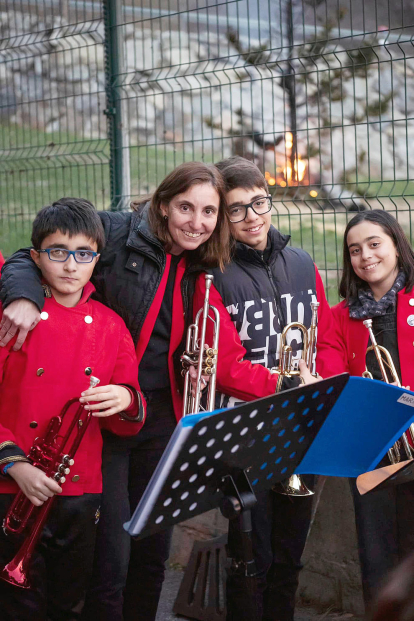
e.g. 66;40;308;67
226;475;314;621
350;477;414;606
82;389;177;621
0;493;101;621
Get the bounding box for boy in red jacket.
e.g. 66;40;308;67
0;198;145;621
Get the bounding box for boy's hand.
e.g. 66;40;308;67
0;299;40;350
79;385;132;417
298;360;323;385
188;365;210;398
390;381;410;390
8;462;62;506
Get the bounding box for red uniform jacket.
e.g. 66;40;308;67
193;265;341;403
0;282;146;495
133;254;187;420
0;252;4;271
331;289;414;387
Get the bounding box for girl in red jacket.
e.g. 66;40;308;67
332;209;414;608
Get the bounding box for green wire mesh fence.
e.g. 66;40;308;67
0;1;109;256
1;0;413;302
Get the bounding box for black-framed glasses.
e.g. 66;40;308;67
37;248;99;263
227;195;273;223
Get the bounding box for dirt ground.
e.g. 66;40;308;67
156;568;364;621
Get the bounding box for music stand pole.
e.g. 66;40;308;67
218;470;260;620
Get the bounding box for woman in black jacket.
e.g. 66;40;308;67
0;162;231;621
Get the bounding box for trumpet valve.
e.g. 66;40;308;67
58;464;70;475
280;346;292;373
181;353;199;369
205;348;218;357
62;455;74;467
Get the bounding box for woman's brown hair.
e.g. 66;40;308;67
135;162;231;270
339;210;414;303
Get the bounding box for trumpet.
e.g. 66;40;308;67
362;318;414;463
0;376;100;589
181;274;220;416
272;302;320;496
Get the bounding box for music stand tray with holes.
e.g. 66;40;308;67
125;374;414;539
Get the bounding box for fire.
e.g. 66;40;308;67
284;154;307;184
285;132;293;149
265;171;276;186
265;131;307;188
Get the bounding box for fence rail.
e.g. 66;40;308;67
1;0;413;302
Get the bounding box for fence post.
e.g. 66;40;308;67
103;0;131;210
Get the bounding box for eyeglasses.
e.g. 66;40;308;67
227;196;273;223
37;248;99;263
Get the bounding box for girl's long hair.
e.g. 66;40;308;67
339;210;414;302
132;162;231;270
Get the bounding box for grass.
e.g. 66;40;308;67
0;124;342;304
4;122;413;306
0;123;195;256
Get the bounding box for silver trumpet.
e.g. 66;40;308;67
362;318;414;463
181;274;220;416
272;301;320;497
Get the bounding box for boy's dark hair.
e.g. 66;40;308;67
215;156;268;193
31;198;105;253
339;209;414;302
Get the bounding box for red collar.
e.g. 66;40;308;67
42;279;96;308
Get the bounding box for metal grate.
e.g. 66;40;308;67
1;0;414;303
0;0;109;257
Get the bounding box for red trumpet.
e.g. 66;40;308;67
0;376;100;589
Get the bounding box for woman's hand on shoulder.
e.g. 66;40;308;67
79;384;132;417
0;299;40;350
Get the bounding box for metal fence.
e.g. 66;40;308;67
1;0;414;302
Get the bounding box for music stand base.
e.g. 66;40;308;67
173;535;227;621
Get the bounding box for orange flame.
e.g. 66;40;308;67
284;154;306;184
265;132;307;187
285;131;293;149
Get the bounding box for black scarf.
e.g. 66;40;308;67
348;271;406;320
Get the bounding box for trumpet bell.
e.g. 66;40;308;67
273;474;315;497
0;559;30;589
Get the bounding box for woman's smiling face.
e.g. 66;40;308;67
347;221;399;299
161;183;220;255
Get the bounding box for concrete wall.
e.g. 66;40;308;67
170;476;365;616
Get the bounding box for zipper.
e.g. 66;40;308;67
132;251;167;345
263;260;286;330
181;264;204;321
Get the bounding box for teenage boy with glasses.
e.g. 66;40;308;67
0;198;145;620
193;157;341;621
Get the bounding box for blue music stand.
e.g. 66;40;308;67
125;374;414;539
